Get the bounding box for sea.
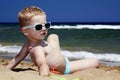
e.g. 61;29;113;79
0;22;120;66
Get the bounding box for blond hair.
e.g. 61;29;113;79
18;6;46;27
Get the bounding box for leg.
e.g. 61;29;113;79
47;34;99;74
69;58;99;73
47;34;66;72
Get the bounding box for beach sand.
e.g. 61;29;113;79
0;53;120;80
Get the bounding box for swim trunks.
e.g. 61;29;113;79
64;57;70;74
49;57;70;74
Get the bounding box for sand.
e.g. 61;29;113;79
0;57;120;80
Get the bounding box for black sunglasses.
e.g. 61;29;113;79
23;22;51;30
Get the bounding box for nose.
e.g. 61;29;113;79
42;26;46;30
41;26;47;32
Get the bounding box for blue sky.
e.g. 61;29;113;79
0;0;120;22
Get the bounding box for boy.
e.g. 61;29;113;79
7;6;99;76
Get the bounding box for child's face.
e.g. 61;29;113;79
23;15;49;41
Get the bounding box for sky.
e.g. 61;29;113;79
0;0;120;22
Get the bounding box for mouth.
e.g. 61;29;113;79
40;32;47;36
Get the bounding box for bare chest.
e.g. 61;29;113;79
43;45;53;56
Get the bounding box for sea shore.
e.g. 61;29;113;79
0;52;120;80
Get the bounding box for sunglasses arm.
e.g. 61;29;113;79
23;26;34;29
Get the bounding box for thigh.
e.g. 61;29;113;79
47;34;67;72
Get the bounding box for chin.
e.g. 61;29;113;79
41;36;46;40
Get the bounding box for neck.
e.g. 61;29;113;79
26;38;48;48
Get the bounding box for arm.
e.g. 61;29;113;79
29;46;49;76
7;42;29;70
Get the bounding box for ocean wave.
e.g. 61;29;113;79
0;45;120;62
51;25;120;29
0;45;21;53
0;27;13;31
1;24;120;30
61;50;120;62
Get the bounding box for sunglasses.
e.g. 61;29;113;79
23;22;51;30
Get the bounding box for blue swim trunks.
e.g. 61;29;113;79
64;57;70;74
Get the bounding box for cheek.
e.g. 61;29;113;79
27;30;37;37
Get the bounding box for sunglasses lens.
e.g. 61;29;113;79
35;25;42;30
35;23;50;30
45;23;50;29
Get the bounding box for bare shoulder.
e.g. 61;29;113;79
28;45;43;53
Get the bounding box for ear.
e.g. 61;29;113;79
21;27;29;36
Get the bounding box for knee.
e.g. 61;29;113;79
47;34;59;41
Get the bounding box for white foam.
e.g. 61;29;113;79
0;45;120;62
61;50;120;62
51;25;120;29
0;45;21;53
